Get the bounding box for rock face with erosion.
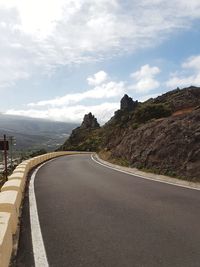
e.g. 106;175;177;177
111;106;200;180
120;94;138;111
80;112;100;129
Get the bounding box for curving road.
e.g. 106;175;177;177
16;154;200;267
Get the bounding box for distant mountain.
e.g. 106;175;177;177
0;114;78;151
60;86;200;181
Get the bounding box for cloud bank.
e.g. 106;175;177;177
6;54;200;123
0;0;200;87
166;55;200;88
5;67;161;122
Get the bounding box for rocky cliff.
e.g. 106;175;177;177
60;86;200;181
111;106;200;180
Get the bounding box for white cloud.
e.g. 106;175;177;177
131;65;160;80
28;72;125;107
87;71;108;86
182;55;200;70
6;102;119;124
0;0;65;37
166;76;199;88
166;55;200;88
6;67;160;122
0;0;200;87
130;64;160;93
0;7;31;87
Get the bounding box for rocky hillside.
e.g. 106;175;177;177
60;113;100;151
60;86;200;181
112;106;200;179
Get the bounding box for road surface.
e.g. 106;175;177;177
16;154;200;267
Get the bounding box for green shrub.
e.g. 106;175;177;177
134;103;172;123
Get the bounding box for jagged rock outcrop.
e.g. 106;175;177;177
107;94;138;125
120;94;138;111
60;113;100;151
80;112;100;129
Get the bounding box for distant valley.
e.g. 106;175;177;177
0;114;77;152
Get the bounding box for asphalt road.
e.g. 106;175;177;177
16;154;200;267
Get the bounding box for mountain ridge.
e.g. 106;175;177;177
60;86;200;180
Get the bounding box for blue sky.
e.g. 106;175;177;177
0;0;200;123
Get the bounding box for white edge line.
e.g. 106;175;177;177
91;154;200;191
29;160;53;267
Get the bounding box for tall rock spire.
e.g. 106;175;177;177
80;112;100;129
120;94;138;111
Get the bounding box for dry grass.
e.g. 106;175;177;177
172;107;194;116
98;150;130;167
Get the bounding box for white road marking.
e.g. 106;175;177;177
29;162;49;267
91;154;200;191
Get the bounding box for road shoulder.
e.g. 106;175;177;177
92;153;200;191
